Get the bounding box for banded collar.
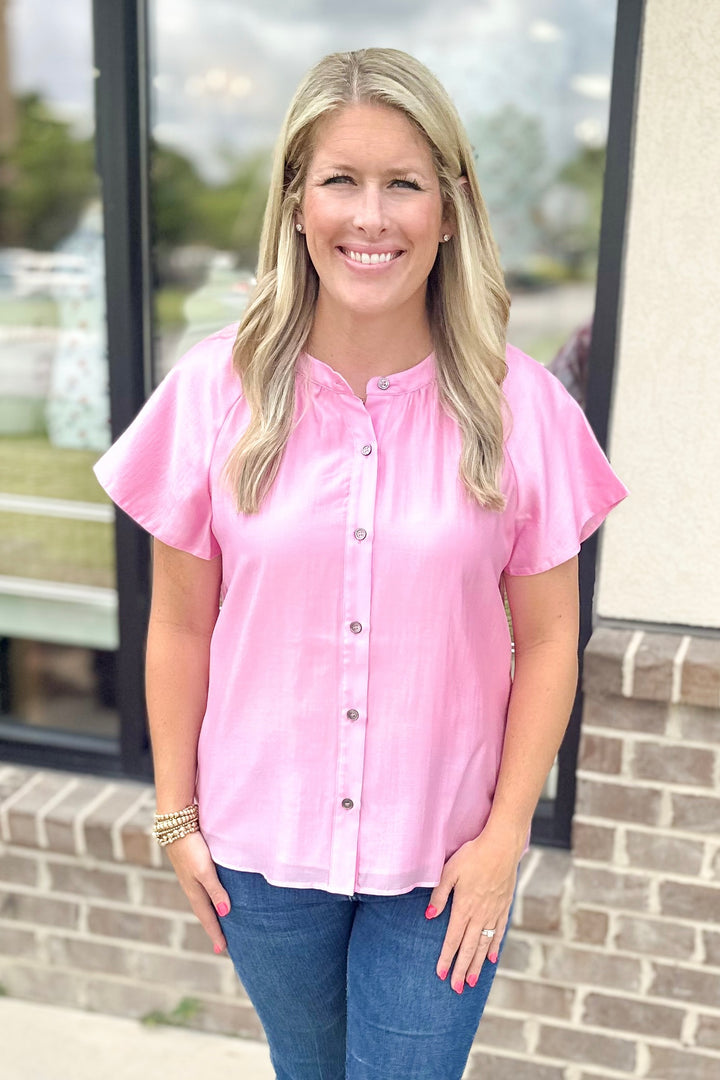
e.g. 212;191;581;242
300;349;437;398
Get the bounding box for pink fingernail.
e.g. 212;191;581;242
467;973;478;987
438;968;448;981
452;981;463;994
213;943;224;954
425;904;437;919
216;901;229;916
489;952;498;964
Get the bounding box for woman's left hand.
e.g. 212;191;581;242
425;828;520;993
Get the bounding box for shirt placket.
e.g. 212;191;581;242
327;395;380;896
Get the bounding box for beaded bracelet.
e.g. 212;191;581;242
152;803;199;846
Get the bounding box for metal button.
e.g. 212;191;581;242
346;708;360;721
354;528;367;541
377;376;390;390
341;798;354;809
361;444;373;456
349;621;362;634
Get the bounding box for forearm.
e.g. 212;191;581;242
483;640;578;856
145;619;213;814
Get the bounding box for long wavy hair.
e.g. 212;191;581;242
223;47;511;513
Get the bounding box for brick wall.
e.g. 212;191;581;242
1;626;719;1077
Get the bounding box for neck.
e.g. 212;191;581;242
306;292;434;379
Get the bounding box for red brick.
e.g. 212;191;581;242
582;694;667;734
582;991;684;1038
631;741;715;787
575;778;662;826
572;821;615;862
583;628;635;697
139;871;189;912
465;1051;563;1080
120;803;156;867
537;1023;636;1072
0;888;79;928
86;904;174;945
703;930;720;967
578;732;623;774
625;829;704;875
518;849;570;933
617;914;695;960
6;772;75;848
83;782;149;861
647;1045;720;1079
632;632;685;702
673;703;720;744
180;920;215;955
44;779;116;855
47;861;130;902
650;961;720;1009
671;792;720;834
489;974;574;1019
572;908;609;946
0;959;86;1008
681;637;720;709
496;936;533;974
696;1014;720;1051
660;881;720;925
573;866;651;911
132;948;226;994
0;924;37;957
0;766;40;804
0;850;40;887
84;975;176;1021
471;1010;527;1052
45;933;130;975
541;943;642;992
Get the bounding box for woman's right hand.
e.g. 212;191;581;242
164;830;232;954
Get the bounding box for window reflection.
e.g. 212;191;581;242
149;0;615;377
0;0;117;738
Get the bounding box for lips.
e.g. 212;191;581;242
337;247;404;266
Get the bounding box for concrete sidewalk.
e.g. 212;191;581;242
0;996;275;1080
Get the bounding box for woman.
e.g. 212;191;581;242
94;47;628;1080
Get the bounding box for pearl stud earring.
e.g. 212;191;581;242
296;223;303;233
442;234;451;242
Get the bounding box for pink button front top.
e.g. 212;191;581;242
94;321;628;896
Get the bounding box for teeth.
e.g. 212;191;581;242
343;249;400;264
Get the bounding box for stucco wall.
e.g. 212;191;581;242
596;0;720;628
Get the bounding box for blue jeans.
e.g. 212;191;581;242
214;864;513;1080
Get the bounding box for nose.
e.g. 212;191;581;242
351;183;387;235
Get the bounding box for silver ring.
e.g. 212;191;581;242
480;928;496;938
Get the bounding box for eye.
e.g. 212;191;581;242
323;173;354;185
391;178;422;190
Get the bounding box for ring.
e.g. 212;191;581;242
481;928;496;938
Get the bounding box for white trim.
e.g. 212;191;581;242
0;492;112;523
0;576;117;607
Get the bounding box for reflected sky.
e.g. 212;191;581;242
7;0;616;182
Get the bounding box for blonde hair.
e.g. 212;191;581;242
224;47;511;513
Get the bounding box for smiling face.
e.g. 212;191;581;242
296;102;452;325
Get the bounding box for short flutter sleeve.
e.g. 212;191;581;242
502;345;629;576
93;327;241;560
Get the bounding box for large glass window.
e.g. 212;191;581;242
0;0;118;739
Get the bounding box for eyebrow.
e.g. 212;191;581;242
312;162;432;179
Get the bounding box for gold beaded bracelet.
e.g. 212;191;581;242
152;803;199;846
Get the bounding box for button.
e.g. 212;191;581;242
377;376;390;390
354;528;367;541
341;798;354;809
361;444;373;456
349;621;362;634
346;708;360;721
